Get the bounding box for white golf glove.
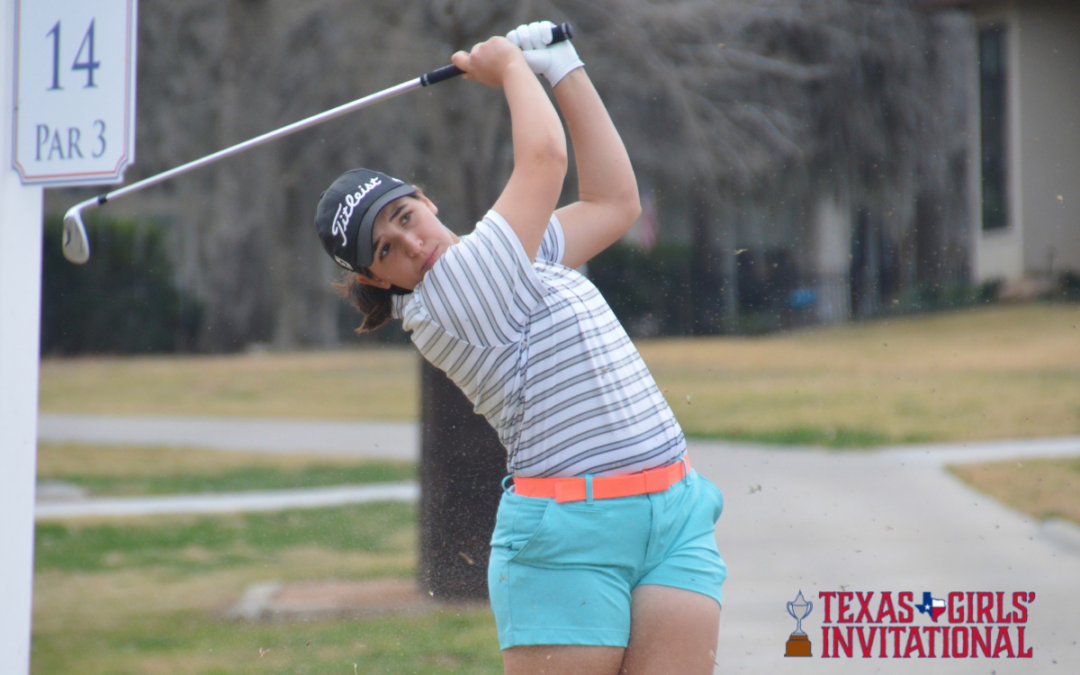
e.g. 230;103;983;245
506;21;584;88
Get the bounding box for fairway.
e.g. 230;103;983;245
40;346;421;421
32;503;503;675
32;443;502;674
640;303;1080;445
40;304;1080;445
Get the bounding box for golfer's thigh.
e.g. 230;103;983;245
621;585;720;675
502;644;624;675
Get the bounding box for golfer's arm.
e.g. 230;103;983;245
553;69;641;269
492;61;568;262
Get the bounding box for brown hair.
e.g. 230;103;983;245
333;271;411;333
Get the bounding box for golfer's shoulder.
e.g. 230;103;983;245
472;209;564;266
433;210;533;280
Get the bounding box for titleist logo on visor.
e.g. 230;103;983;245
332;176;383;247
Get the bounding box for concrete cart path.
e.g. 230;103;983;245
34;482;418;520
694;440;1080;674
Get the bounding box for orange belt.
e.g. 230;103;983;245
512;457;690;503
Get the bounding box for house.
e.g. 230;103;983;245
921;0;1080;287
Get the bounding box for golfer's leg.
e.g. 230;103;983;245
619;585;720;675
503;645;624;675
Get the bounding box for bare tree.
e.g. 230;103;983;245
551;0;972;327
49;0;973;345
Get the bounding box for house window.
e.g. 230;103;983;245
979;24;1008;231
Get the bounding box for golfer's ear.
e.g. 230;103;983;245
356;273;391;290
415;188;438;216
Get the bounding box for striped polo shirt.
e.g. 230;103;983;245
392;210;685;478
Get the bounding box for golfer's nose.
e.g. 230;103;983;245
404;235;423;257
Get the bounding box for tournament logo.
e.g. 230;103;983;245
803;590;1035;659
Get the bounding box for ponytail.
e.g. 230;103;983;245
333;272;411;333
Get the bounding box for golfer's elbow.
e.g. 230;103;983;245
552;143;569;174
587;184;640;237
518;124;567;178
621;190;642;231
532;137;569;179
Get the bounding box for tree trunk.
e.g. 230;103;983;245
419;358;506;600
201;0;276;351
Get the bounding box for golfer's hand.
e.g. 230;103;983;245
451;37;528;88
506;21;584;87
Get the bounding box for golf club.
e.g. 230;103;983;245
62;23;574;264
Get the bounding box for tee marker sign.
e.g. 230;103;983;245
12;0;137;186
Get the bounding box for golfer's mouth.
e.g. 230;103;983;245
421;248;439;273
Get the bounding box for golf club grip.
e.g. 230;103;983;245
420;22;574;87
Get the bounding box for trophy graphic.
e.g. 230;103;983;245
785;590;813;657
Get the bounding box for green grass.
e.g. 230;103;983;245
642;304;1080;445
30;441;501;673
32;608;502;675
38;347;419;420
37;442;416;496
949;457;1080;525
52;464;416;497
35;503;415;573
689;425;934;448
32;500;505;675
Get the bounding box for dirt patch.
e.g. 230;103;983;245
228;578;473;621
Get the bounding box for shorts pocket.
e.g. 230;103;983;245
511;500;626;567
696;473;724;521
490;492;553;560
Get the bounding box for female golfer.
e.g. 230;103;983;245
314;23;726;675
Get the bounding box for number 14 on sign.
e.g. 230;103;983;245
46;19;102;91
13;0;138;186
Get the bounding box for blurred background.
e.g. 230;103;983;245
33;1;1079;674
40;0;1078;355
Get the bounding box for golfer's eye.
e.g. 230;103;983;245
379;243;390;259
401;212;411;226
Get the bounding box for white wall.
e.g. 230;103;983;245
1014;0;1080;277
974;0;1080;281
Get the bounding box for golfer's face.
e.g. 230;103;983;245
368;194;457;291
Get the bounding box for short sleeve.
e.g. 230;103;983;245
536;214;565;265
405;210;547;346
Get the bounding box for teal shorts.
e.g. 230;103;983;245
487;468;726;649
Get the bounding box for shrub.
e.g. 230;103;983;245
41;214;202;354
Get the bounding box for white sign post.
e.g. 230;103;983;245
12;0;137;185
3;2;136;671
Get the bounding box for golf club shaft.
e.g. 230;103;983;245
65;77;423;225
87;22;573;208
62;22;573;264
109;80;420;204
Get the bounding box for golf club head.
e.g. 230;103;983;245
62;209;90;264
